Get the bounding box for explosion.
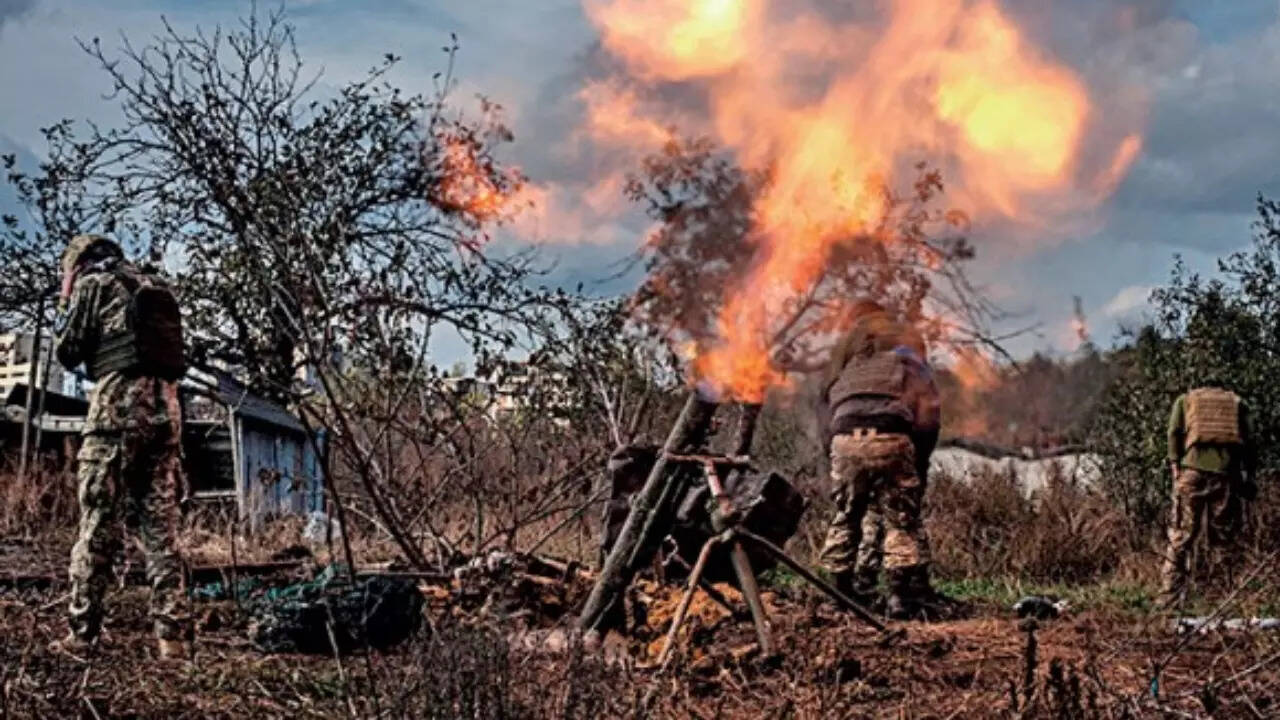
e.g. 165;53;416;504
581;0;1142;401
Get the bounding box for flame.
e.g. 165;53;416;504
950;347;1001;391
1093;133;1143;197
585;0;762;80
584;0;1142;400
438;137;515;221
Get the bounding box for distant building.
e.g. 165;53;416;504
442;363;571;422
0;332;68;399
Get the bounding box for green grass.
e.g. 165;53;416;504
759;565;812;594
935;576;1158;614
764;567;1279;619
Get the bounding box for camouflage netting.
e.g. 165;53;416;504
245;565;425;654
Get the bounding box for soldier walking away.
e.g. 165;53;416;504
48;234;193;660
1159;384;1257;610
818;301;955;620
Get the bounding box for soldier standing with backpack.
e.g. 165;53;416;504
49;234;192;660
1160;384;1257;610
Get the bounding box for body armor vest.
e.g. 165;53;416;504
1185;388;1241;447
88;269;187;382
828;350;914;428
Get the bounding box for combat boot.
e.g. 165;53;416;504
834;571;882;613
887;565;965;621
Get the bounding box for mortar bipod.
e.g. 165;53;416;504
656;453;898;667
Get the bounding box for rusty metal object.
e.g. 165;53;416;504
656;530;726;666
655;455;894;667
663;453;752;467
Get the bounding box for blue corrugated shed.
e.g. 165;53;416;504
185;369;325;529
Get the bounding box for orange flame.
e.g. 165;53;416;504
585;0;762;80
585;0;1142;400
438;138;511;220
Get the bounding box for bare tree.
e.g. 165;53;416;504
0;7;590;569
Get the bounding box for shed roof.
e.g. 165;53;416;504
184;369;306;433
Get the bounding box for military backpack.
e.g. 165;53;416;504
1185;387;1242;448
88;268;187;381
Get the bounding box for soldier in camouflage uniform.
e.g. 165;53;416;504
820;304;940;606
1159;385;1257;609
818;301;950;620
50;234;192;659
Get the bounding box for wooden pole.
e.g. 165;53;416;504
30;328;58;476
17;296;47;484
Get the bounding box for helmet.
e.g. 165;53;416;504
61;234;121;276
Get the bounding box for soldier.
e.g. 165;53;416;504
847;344;940;608
49;234;192;660
818;301;949;619
1159;383;1257;610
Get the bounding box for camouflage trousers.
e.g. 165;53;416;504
68;426;190;642
820;431;931;580
851;507;886;593
1159;467;1243;605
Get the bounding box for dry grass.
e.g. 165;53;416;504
927;465;1135;585
1;570;1278;719
0;463;77;539
3;433;1280;718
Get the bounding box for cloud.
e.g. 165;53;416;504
3;0;1279;362
0;0;35;31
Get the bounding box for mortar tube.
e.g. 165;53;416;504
578;388;719;633
732;402;763;458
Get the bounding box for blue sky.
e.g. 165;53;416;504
2;0;1279;361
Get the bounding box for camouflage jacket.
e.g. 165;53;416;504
55;259;182;435
822;312;925;392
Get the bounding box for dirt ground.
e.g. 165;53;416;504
2;561;1277;719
